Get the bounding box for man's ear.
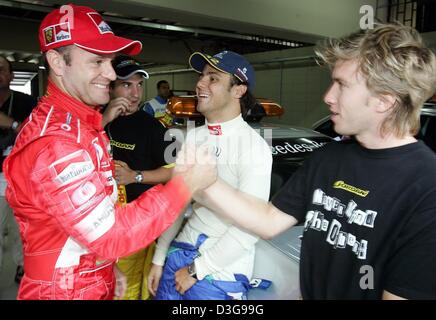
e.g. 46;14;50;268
233;84;247;99
376;94;397;113
45;49;66;76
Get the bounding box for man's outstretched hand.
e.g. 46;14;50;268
174;143;217;195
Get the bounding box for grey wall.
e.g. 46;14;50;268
143;30;436;129
254;65;330;128
144;45;332;128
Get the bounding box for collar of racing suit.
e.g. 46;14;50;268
205;114;243;136
41;80;103;131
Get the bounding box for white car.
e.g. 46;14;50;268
248;225;303;300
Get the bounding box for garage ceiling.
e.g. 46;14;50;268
7;0;433;89
0;0;312;69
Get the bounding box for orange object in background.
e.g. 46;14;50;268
166;95;201;118
257;98;284;117
165;95;284;125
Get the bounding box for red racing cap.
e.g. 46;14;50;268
39;4;142;55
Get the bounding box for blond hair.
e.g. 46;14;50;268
315;23;436;137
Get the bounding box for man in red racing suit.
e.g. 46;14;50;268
2;4;216;300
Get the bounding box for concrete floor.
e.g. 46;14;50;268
0;232;19;300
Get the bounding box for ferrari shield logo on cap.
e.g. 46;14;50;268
44;27;54;45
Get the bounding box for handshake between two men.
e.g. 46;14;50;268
172;143;218;198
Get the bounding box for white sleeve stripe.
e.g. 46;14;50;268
77;119;81;144
74;196;115;243
40;105;54;137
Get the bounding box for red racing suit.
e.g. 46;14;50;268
2;81;190;300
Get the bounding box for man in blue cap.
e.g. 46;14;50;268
147;50;272;300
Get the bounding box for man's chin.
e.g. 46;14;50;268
332;124;346;136
127;104;139;114
91;94;110;106
85;98;109;106
196;103;207;113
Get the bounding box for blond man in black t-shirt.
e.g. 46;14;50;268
193;23;436;300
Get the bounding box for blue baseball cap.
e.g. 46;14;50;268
189;50;255;91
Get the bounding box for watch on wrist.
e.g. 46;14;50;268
11;121;19;130
134;171;143;183
187;262;197;278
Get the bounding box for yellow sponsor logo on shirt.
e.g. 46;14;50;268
110;140;135;150
333;180;369;197
117;184;128;206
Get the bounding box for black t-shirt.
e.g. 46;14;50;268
272;140;436;299
105;109;176;202
0;90;37;170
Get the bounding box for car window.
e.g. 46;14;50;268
270;162;302;199
419;114;436;152
313;113;436;152
313;119;337;138
269;135;331;199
